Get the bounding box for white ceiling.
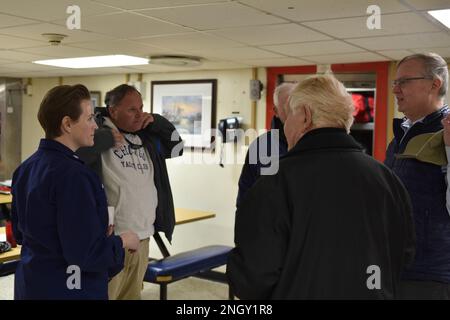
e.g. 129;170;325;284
0;0;448;77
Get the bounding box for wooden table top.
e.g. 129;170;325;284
0;208;215;264
0;194;12;205
0;227;21;264
175;208;215;225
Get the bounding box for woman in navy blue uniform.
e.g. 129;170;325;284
11;84;139;299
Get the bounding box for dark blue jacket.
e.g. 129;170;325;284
385;106;450;283
236;116;288;207
11;139;125;300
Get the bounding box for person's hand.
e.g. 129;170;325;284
140;113;154;130
119;231;139;253
106;225;114;237
111;128;125;148
441;114;450;146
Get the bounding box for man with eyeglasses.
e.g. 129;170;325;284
385;53;449;299
77;84;183;299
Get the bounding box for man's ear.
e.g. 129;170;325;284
273;106;279;118
109;106;117;120
303;105;312;131
60;116;72;134
431;78;442;93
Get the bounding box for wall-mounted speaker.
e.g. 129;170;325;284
249;79;263;101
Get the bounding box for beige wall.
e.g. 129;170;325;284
20;67;268;256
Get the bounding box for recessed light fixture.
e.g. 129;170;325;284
148;55;203;67
428;9;450;29
33;55;149;68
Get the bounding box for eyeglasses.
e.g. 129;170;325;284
391;76;432;88
124;136;144;149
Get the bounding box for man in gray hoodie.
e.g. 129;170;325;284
77;84;183;299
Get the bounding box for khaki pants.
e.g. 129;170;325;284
108;238;149;300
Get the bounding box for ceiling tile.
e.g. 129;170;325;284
0;13;39;29
126;64;186;73
186;46;283;60
0;23;114;44
0;58;17;65
0;62;63;72
238;0;411;21
410;46;450;58
239;57;312;67
347;32;450;51
92;0;228;10
199;60;251;70
303;12;441;39
376;50;415;60
404;0;450;10
0;0;447;77
261;40;364;57
0;50;49;62
135;33;243;51
70;39;178;57
0;0;120;22
139;2;286;30
303;52;388;64
210;23;330;45
16;45;104;59
0;34;46;50
81;12;190;38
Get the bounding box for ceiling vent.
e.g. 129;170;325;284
41;33;67;46
148;55;203;67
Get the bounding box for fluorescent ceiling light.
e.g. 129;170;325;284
33;55;149;68
428;9;450;29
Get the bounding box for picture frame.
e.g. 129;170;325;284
90;91;101;109
151;79;217;149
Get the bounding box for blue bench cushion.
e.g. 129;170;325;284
145;245;232;283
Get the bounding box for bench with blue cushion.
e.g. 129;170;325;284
0;260;18;277
144;245;233;300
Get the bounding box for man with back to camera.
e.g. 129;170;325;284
236;82;295;207
227;75;415;299
77;84;183;299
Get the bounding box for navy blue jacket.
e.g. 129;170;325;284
385;106;450;283
11;139;125;300
236;116;288;207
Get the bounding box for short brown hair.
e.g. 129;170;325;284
38;84;91;139
104;84;140;107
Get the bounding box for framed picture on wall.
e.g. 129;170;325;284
151;79;217;148
90;91;101;109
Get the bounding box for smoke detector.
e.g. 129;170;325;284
42;33;67;46
148;55;203;67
